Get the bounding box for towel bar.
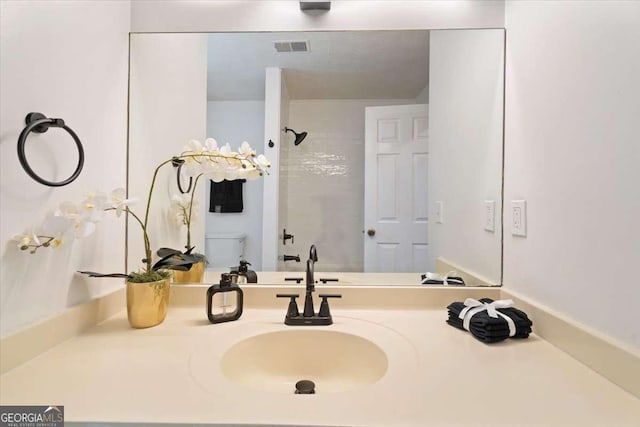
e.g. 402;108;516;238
171;159;193;194
17;112;84;187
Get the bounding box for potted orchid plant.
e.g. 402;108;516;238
162;191;206;283
94;138;268;327
160;138;270;283
16;139;269;329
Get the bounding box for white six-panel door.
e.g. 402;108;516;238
364;104;429;272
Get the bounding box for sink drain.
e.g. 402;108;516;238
295;380;316;394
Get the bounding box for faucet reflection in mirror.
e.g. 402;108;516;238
161;138;271;283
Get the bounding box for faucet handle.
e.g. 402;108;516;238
318;294;342;318
284;277;303;284
283;229;294;245
276;294;300;318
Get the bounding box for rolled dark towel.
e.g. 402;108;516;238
447;317;531;343
447;308;532;331
446;298;533;343
423;277;465;286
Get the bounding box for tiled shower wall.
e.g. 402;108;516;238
281;98;423;272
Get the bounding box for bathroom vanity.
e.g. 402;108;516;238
1;285;638;426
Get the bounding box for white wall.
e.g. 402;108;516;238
285;99;417;272
131;1;504;33
277;78;291;271
206;101;265;270
262;68;283;270
128;34;207;269
504;1;640;348
428;29;504;285
415;85;430;104
0;0;130;336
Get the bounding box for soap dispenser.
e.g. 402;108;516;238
206;273;244;324
231;260;257;284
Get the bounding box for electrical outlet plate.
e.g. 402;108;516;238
484;200;495;232
435;201;444;224
511;200;527;237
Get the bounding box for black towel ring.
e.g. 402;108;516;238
171;158;193;194
17;112;85;187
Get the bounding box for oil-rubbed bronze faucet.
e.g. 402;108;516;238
276;245;341;326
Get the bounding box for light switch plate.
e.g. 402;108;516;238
512;200;527;237
435;201;444;224
484;200;495;232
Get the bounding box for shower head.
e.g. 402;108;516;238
284;127;308;146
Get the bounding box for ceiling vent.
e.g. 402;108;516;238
274;41;309;53
300;1;331;11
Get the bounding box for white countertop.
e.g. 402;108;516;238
1;305;639;426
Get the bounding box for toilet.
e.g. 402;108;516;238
205;233;246;270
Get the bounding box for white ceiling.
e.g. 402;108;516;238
207;31;429;101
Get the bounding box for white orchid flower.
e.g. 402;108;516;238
204;138;219;153
53;202;97;239
110;188;137;217
182;159;203;177
171;212;183;226
238;141;256;157
238;166;262;180
72;219;96;238
13;232;40;250
14;234;32;248
169;193;197;226
171;193;189;208
50;237;64;248
56;201;80;219
237;154;269;180
208;168;231;183
169;198;186;226
255;154;271;170
180;139;212;176
81;191;107;222
183;139;204;154
219;143;233;157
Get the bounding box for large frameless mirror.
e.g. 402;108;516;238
128;29;504;286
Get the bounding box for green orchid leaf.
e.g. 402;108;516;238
152;251;202;271
156;247;183;258
78;271;131;279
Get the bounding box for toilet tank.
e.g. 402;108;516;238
205;233;246;270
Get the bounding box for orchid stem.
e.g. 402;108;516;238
106;207;151;271
186;174;203;249
141;153;254;270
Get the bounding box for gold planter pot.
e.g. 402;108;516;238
172;260;205;284
126;278;170;328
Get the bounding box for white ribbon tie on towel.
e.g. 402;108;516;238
424;271;458;286
458;298;516;337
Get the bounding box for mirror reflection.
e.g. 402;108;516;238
128;29;504;286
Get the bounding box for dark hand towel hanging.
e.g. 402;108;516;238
209;179;246;213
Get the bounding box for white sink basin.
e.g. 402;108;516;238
220;330;388;393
